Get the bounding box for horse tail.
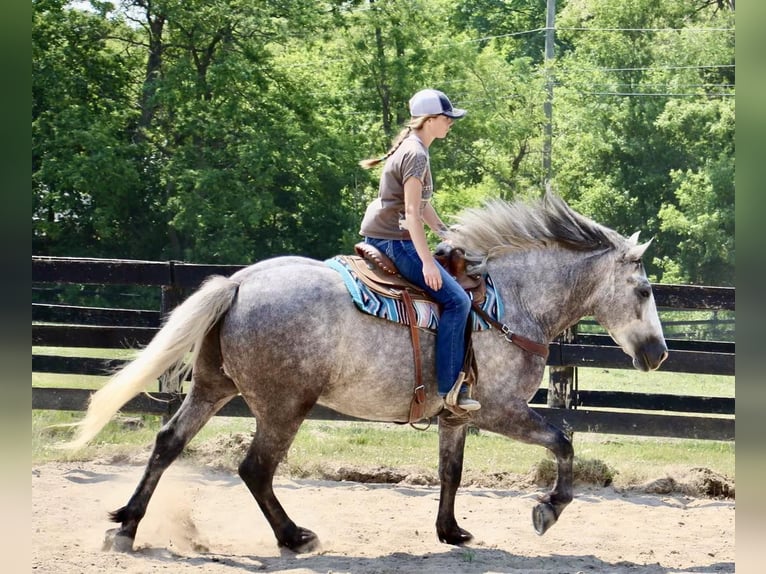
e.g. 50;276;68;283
63;275;240;450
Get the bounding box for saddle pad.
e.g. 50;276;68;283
325;255;504;331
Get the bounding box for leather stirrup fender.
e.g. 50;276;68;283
402;290;430;429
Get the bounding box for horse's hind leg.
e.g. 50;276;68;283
237;406;318;553
435;412;474;545
105;327;238;552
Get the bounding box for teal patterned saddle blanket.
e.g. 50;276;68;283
325;255;504;331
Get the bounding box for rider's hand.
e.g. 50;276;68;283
422;259;442;291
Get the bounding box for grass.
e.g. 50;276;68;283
34;346;138;360
33;411;735;489
570;367;734;398
32;347;735;489
32;410;160;463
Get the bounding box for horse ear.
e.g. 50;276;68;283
627;231;640;246
627;237;653;261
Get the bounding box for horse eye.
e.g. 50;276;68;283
637;286;651;299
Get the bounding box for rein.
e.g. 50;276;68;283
470;302;549;360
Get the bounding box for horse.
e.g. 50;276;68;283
65;191;668;553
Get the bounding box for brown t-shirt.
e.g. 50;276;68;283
360;135;433;240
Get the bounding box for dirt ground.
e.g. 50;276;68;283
31;459;734;574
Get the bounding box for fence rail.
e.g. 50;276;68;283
32;256;735;441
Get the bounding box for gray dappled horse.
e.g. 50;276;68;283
66;192;667;553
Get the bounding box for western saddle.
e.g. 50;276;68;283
350;242;485;426
352;242;486;304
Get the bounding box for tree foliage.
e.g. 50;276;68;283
32;0;734;286
553;0;734;284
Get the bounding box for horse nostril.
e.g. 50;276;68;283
660;349;669;364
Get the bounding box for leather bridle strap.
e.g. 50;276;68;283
401;290;427;427
471;302;549;360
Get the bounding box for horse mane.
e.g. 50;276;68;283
447;192;623;262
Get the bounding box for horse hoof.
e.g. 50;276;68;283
102;528;134;552
278;527;319;553
438;527;474;545
532;502;558;535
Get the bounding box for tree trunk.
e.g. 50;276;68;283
135;8;165;142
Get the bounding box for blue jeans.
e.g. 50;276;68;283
365;237;472;396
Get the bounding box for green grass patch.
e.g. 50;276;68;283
33;372;110;390
34;412;734;489
568;367;734;397
33;346;138;360
32;410;157;463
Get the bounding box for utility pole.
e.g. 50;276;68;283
543;0;576;413
542;0;556;187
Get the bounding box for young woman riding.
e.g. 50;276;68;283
359;88;480;413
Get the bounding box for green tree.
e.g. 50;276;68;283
655;97;734;285
33;0;363;263
140;0;366;262
32;0;734;287
552;0;734;284
32;0;160;258
340;0;548;220
450;0;554;63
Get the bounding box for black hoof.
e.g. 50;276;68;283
438;527;474;545
278;527;319;553
102;528;134;552
532;502;558;535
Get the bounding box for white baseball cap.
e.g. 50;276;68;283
408;89;467;119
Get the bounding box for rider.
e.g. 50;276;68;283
359;89;480;413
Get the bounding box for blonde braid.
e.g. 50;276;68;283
359;115;436;169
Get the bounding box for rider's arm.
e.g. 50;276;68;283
422;202;449;239
404;177;442;291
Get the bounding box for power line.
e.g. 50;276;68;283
431;26;734;51
593;64;735;72
579;91;734;97
432;27;545;48
282;69;735;103
278;33;734;73
558;26;734;32
563;83;735;89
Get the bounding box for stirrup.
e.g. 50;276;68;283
444;372;480;414
444;372;467;409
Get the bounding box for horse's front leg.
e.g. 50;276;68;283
530;420;573;536
435;412;473;545
490;400;574;535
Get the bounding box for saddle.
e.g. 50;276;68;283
351;242;486;305
350;242;484;426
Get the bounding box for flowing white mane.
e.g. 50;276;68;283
446;192;624;261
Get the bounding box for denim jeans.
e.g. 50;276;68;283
365;237;472;395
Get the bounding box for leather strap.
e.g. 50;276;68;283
471;302;549;360
402;290;428;427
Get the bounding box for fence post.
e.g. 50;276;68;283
159;266;184;422
547;325;576;409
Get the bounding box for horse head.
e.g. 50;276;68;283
447;193;669;372
593;232;668;371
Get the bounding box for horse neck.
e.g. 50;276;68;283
489;247;613;342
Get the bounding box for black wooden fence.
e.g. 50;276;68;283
32;256;735;441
